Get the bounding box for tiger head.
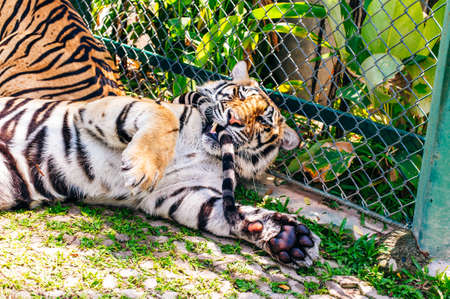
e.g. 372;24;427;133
198;61;300;178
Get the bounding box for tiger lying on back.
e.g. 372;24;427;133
0;62;320;267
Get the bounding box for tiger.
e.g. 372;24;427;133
0;62;320;267
0;0;125;101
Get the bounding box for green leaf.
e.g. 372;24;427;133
277;80;305;94
302;145;355;182
309;51;335;62
287;141;355;182
337;83;368;107
262;22;308;38
173;74;188;96
287;142;322;173
397;154;422;188
261;22;331;49
405;56;436;114
360;53;403;90
339;1;358;37
242;33;260;52
195;15;240;66
251;2;326;20
361;0;426;59
322;0;350;61
418;0;446;55
164;0;178;5
413;83;428;94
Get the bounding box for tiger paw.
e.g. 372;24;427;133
234;207;320;268
121;148;162;192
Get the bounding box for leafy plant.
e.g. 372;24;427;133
91;0;326;97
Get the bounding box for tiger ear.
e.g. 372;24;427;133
281;125;300;150
231;61;249;81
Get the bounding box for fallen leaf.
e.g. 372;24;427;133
278;284;290;291
304;197;311;205
322;141;354;153
353;225;364;237
264;189;273;196
389;169;399;182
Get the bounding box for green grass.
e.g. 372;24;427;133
235;185;449;299
0;188;448;298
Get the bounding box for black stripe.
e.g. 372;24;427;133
222;177;234;191
169;199;183;219
62;111;72;157
191;92;202;106
78;108;86;122
0;109;26;143
170;187;188;198
155;185;221;209
251;145;276;164
4;32;36;62
0;53;64;88
155;195;168;209
177;93;187;104
198;197;220;230
0;98;31;118
0;0;22;39
58;45;91;67
95;125;105;137
47;156;85;201
222;153;234;171
9;77;91;97
263;133;279;146
28;43;65;67
74;126;95;181
178;106;189;131
27;101;59;136
0;142;32;209
24;126;55;200
261;144;277;157
85;128;108;146
42;64;91;81
219;134;233;145
68;83;104;101
116;102;135;143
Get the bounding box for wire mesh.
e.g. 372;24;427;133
72;0;446;226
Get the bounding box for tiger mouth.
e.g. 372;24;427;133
204;122;219;143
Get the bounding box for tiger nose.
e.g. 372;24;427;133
227;109;243;126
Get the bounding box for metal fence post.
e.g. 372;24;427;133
412;5;450;259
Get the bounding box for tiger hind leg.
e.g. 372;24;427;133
0;143;31;210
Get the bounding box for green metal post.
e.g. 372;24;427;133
412;5;450;258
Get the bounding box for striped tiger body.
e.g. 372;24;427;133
0;0;124;101
0;63;320;267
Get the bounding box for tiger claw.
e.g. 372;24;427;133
121;152;161;192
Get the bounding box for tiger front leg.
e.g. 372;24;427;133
121;104;179;192
230;205;321;268
81;98;179;192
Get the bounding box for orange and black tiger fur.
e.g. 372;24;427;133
0;0;124;101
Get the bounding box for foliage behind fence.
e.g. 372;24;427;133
72;0;446;226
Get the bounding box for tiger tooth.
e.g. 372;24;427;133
210;123;218;133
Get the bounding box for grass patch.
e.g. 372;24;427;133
0;188;447;298
235;184;449;299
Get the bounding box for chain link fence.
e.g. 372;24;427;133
72;0;446;227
